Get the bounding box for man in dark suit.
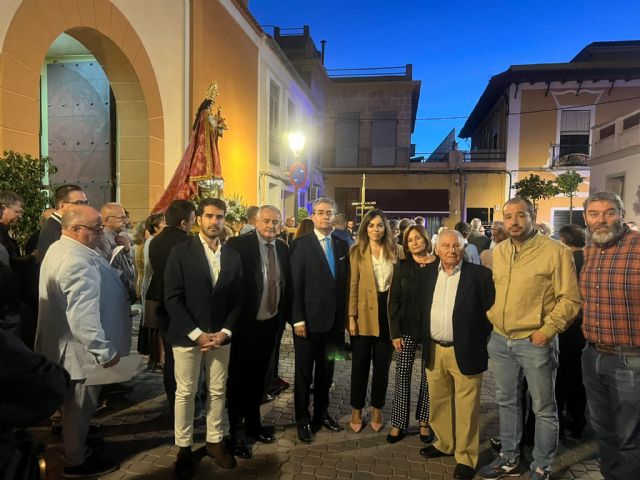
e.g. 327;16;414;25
164;197;243;478
290;197;349;443
226;205;292;457
418;229;495;480
147;200;196;415
37;184;88;258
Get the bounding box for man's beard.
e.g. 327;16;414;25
588;220;625;246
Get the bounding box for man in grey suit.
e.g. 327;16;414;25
35;205;131;478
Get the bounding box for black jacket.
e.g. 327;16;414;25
164;237;243;346
388;257;426;339
418;260;495;375
226;231;292;330
290;231;349;333
147;226;191;318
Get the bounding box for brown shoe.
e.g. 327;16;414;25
206;441;237;469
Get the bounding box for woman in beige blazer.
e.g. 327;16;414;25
348;209;397;432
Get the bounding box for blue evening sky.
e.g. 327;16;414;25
250;0;640;154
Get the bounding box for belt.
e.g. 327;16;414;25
588;341;640;356
433;339;454;348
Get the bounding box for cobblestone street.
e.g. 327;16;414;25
33;326;603;480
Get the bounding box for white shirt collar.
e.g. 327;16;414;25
314;228;331;242
438;261;462;275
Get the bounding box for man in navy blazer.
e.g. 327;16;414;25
290;197;349;443
164;198;243;477
225;205;293;457
417;230;495;480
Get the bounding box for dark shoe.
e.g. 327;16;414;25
174;447;194;480
420;430;435;444
454;463;476;480
86;424;104;448
233;445;252;459
419;445;453;459
477;454;520;479
313;413;343;432
248;428;276;444
206;441;237;469
260;393;275;404
271;376;290;389
297;423;315;443
62;454;119;478
386;429;406;444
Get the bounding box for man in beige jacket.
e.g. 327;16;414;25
478;197;580;480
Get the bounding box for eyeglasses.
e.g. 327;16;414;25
63;200;90;205
106;215;128;221
73;224;104;233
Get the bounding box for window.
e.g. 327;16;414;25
334;112;359;167
372;111;397;166
599;124;615;140
623;113;640;131
269;81;280;166
559;110;591;158
552;209;585;232
606;174;625;199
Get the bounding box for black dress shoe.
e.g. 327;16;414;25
420;431;435;444
453;463;475;479
297;423;315;443
174;447;194;479
248;430;276;444
419;445;453;458
386;429;406;444
313;413;343;432
260;393;275;404
233;445;252;459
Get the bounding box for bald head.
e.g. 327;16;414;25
100;202;127;233
61;205;103;249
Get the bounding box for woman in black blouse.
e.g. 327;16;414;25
387;224;437;443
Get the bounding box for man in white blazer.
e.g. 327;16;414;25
35;205;131;478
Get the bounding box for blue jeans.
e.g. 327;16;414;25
488;331;559;472
582;344;640;480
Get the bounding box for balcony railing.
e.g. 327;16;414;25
550;144;591;168
463;149;506;163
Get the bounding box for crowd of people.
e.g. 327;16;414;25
1;186;639;480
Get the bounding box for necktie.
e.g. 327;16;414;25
324;237;335;278
265;243;278;314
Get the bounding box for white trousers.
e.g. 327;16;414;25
173;344;230;446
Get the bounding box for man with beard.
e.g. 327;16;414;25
478;197;580;480
580;192;640;480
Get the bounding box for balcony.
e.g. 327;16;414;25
591;110;640;161
463;149;506;163
550;144;591;168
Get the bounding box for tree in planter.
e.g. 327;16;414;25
512;174;559;217
555;170;584;223
297;207;309;224
0;151;56;251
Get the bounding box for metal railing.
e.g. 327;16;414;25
550;144;591;168
463;149;506;163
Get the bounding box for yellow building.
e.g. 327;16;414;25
0;0;283;220
460;41;640;230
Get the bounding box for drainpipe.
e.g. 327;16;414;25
183;0;191;150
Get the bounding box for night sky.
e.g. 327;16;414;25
250;0;640;153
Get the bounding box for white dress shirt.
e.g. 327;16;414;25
430;262;462;342
371;251;393;293
256;233;281;320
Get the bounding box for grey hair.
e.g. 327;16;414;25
470;218;483;230
257;205;281;219
583;191;625;214
0;190;24;207
312;197;337;213
438;228;465;246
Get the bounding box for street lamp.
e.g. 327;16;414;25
287;131;307;226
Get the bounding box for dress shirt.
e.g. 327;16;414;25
580;227;640;346
256;233;281;320
430;262;462;342
371;251;393;292
187;234;230;342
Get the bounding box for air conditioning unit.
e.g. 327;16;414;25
308;186;319;203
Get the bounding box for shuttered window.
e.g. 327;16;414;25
335;112;359;167
372;111;397;166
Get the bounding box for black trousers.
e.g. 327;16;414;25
160;328;175;411
264;315;287;395
227;315;279;437
293;329;339;424
350;292;394;410
556;319;586;432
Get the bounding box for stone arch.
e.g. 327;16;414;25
0;0;164;218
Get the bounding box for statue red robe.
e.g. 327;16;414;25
151;100;223;213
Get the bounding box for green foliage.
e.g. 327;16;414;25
555;170;584;223
0;151;56;250
512;174;560;215
297;207;309;224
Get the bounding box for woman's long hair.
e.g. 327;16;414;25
352;209;396;262
402;224;432;258
294;218;315;239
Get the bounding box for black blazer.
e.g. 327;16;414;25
290;231;349;333
418;260;495;376
147;226;191;315
388;257;427;339
164;237;243;347
226;231;292;330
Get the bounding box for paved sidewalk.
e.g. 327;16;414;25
33;327;602;479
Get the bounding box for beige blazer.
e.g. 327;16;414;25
348;244;395;336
